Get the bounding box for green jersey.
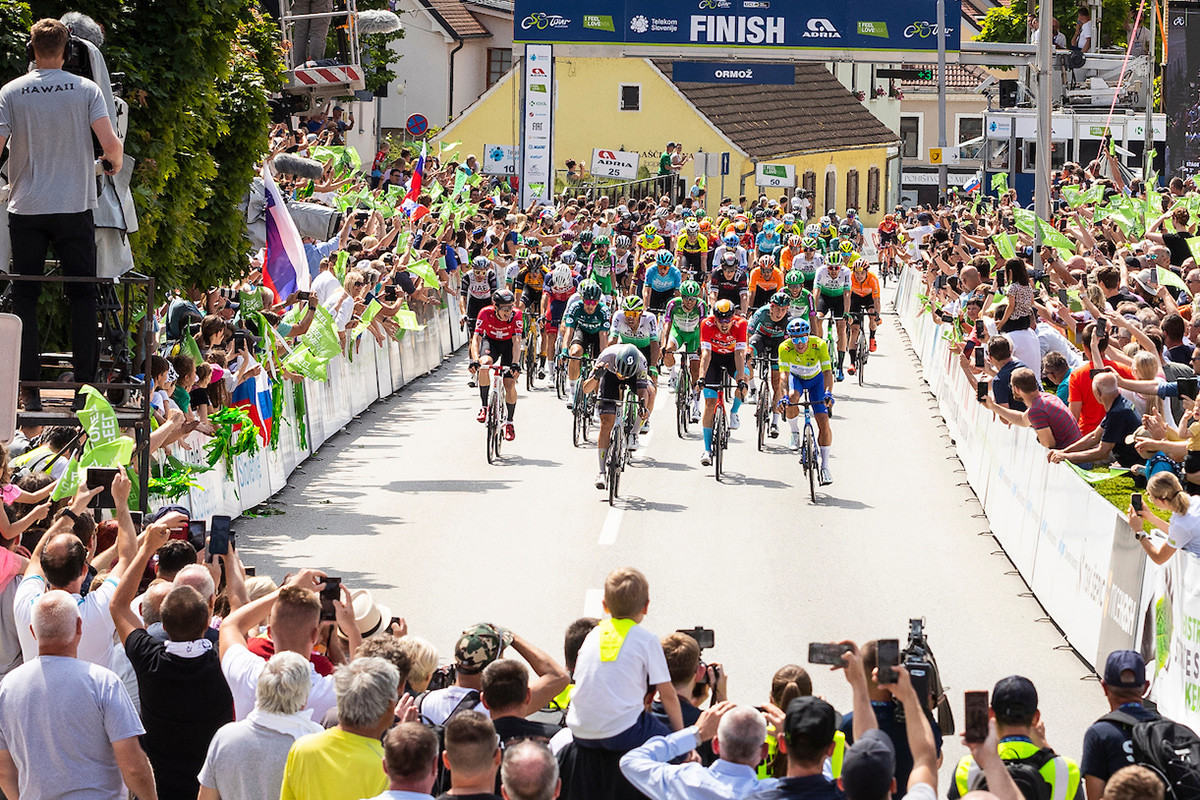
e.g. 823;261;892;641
664;297;706;334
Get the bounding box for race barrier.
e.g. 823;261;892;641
150;297;467;523
894;267;1146;676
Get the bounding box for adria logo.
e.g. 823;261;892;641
531;67;547;76
598;150;618;159
803;18;840;37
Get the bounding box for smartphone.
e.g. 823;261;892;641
995;269;1006;290
296;291;311;302
1097;318;1108;338
1057;288;1071;306
383;285;398;302
975;320;986;338
389;616;401;631
977;380;989;402
677;627;715;650
85;467;119;509
1132;493;1144;513
1180;376;1199;400
233;330;247;352
244;566;257;577
128;511;143;531
187;520;206;552
808;642;852;666
876;639;900;683
974;348;985;369
1149;268;1159;288
320;576;341;622
964;691;990;743
208;515;232;556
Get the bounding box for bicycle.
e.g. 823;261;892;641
754;351;778;451
521;313;538;391
565;353;596;447
849;308;871;387
605;383;642;505
783;397;821;502
711;374;735;481
483;364;513;464
673;351;699;439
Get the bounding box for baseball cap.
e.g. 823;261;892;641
841;729;896;800
454;623;508;673
991;675;1038;717
1104;650;1147;689
783;696;840;749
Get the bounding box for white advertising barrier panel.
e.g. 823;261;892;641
591;148;639;180
1140;556;1200;729
896;267;1145;670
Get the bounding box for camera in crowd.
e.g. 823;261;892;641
900;618;955;734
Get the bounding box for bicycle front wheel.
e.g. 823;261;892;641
713;410;725;480
607;428;623;505
486;394;498;464
857;335;867;387
756;377;770;451
572;384;587;448
804;424;818;502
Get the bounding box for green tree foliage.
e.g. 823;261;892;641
975;0;1136;49
0;2;31;84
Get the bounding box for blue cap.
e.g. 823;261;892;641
1104;650;1147;689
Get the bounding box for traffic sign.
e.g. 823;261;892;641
929;148;942;164
405;114;429;137
720;152;730;176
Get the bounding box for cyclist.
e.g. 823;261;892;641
582;343;650;490
636;224;666;264
709;252;750;318
504;247;529;289
748;292;791;438
712;232;748;271
778;212;803;241
875;213;900;274
551;229;576;263
748;254;784;311
816;216;836;252
575;229;597;263
843;208;865;248
698;299;749;466
675;219;709;279
814;251;852;381
792;238;824;294
698;218;719;274
542;264;577;368
460;256;498;386
783;269;816;325
847;257;881;375
470;289;523;441
588;236;618;299
778;318;835;485
514;253;549;377
560;279;611;404
755;219;781;257
662;281;706;421
643;250;683;315
610;295;661;435
613;234;634;294
652;207;675;248
775;234;801;276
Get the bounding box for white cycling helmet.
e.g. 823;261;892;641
551;264;574;290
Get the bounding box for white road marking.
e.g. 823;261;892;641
596;427;652;545
584;588;604;616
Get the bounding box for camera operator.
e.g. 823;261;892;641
838;641;943;799
0;18;123;411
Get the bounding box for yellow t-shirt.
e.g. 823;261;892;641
280;728;387;800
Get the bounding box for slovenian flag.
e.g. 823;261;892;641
230;353;274;443
401;142;426;215
262;163;310;303
963;172;982;194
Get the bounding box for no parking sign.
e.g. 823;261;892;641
406;114;429;137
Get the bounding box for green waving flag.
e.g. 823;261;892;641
407;259;440;289
991;172;1008;194
1012;208;1038;237
1061;186;1086;208
351;300;383;339
994;232;1015;260
301;305;342;363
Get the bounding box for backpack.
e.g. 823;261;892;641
1101;711;1200;800
971;747;1055;800
417;688;482;796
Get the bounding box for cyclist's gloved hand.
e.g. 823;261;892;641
824;392;834;404
509;364;521;377
469;360;481;370
737;380;749;392
777;398;788;412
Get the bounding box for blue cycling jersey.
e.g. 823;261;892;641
645;266;683;293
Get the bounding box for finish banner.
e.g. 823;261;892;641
1166;4;1200;179
514;0;959;53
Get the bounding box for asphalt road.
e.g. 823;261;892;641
236;281;1104;785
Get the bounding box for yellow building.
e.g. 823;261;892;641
435;56;899;224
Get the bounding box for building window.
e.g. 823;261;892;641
900;116;920;159
846;169;860;211
867;166;881;213
824;166;838;216
486;48;512;89
957;115;985;160
802;170;816;197
619;84;641;112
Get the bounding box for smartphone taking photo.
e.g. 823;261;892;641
808;642;852;666
320;577;342;622
876;639;900;683
208;515;232;556
964;691;989;743
86;467;119;509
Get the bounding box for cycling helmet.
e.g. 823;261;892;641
758;254;776;268
722;252;738;267
713;299;736;320
847;208;858;217
471;256;491;271
614;235;631;249
681;209;694;218
655;250;675;267
524;236;541;248
819;215;831;226
551;264;573;289
802;237;817;250
515;247;531;260
885;213;896;222
770;291;790;307
827;252;843;266
561;251;578;265
622;295;645;313
685;220;699;234
527;254;544;268
579;280;603;301
787;318;810;338
680;281;702;298
644;224;658;237
838;224;853;237
734;220;748;233
754;210;766;221
723;233;739;246
611;344;643;379
540;209;555;221
561;230;576;242
492;289;516;306
695;209;707;219
595;236;610;248
698;219;711;232
805;224;820;238
763;220;776;233
839;240;854;254
785;269;805;286
656;207;669;219
783;213;796;225
579;230;594;243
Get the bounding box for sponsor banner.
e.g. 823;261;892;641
1167;6;1200;179
671;60;794;84
515;0;958;52
590;148;640;180
522;44;554;207
483;144;519;175
755;162;796;187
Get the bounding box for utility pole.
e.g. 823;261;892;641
1145;0;1157;184
937;0;948;203
1034;0;1053;265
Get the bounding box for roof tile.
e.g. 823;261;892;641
421;0;491;38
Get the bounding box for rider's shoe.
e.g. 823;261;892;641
847;364;856;375
595;472;607;489
819;466;833;486
538;368;546;379
769;422;780;438
729;412;740;430
468;377;477;388
504;423;515;441
700;450;712;466
668;373;677;392
476;407;488;423
836;368;845;382
629;433;639;451
870;338;877;353
790;432;801;451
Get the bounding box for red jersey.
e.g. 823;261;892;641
475;306;523;340
700;316;748;355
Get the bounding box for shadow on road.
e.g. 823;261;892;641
716;472;791;489
612;495;688;513
382;479;516;493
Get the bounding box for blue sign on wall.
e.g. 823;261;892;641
514;0;959;53
672;61;794;85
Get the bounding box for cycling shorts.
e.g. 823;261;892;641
597;372;647;416
465;296;490;334
668;328;700;355
634;344;659;379
648;287;676;314
789;373;829;416
751;287;776;311
679;251;705;274
572;329;602;359
849;294;877;316
521;286;543;310
749;332;786;360
480;337;515;367
703;352;739;392
593;273;615;296
817;293;846;319
878;231;898;245
546;297;570;329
